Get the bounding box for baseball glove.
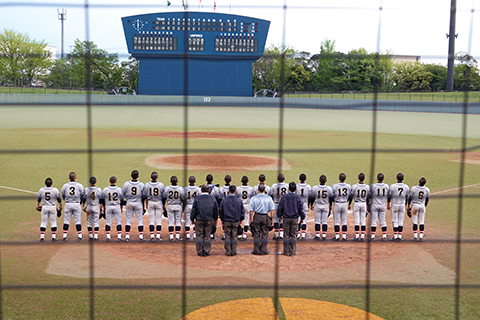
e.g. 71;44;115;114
36;205;42;212
163;211;168;218
406;207;412;218
57;209;62;217
237;225;243;236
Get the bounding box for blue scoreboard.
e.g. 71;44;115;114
122;12;270;96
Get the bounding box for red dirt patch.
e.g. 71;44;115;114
46;211;454;286
450;151;480;165
101;131;271;139
145;154;291;171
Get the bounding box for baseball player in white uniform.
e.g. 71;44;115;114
408;177;430;242
144;172;165;242
61;172;85;241
331;173;352;241
164;175;185;241
82;176;104;241
387;173;410;242
253;174;271;195
37;178;62;241
184;176;201;241
205;174;220;240
369;173;390;241
122;170;146;242
219;175;232;200
270;173;289;239
218;175;233;241
103;176;124;242
235;175;254;240
310;175;333;241
349;173;370;242
296;173;311;240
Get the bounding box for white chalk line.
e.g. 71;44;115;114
433;183;480;195
0;185;37;195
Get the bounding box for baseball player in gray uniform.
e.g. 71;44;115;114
369;173;390;241
218;175;233;240
270;173;289;240
103;176;124;242
164;175;185;241
144;172;165;242
408;177;430;242
37;178;62;241
61;172;85;241
331;173;352;241
235;175;254;240
296;173;311;240
219;175;232;200
387;173;410;242
184;176;201;241
122;170;146;242
205;174;220;240
253;174;271;195
82;176;104;241
310;175;333;241
348;173;370;242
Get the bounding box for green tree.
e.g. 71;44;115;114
343;48;377;91
0;28;51;86
312;39;349;92
119;56;139;90
454;52;480;91
252;44;295;93
287;64;312;92
424;64;447;91
67;39;120;89
393;62;433;91
378;50;395;91
43;58;74;87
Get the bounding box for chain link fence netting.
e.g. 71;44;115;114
1;1;479;319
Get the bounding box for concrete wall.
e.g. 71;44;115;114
1;94;479;114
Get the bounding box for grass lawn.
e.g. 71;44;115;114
0;86;106;95
285;91;480;103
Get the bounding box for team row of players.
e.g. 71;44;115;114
36;171;430;243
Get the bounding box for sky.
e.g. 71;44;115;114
1;0;479;64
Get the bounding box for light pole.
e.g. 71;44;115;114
58;8;67;58
446;0;457;91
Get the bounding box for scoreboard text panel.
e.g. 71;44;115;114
123;12;269;57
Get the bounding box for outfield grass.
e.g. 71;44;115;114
0;105;479;319
285;91;480;103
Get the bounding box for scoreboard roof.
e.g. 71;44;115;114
122;11;270;60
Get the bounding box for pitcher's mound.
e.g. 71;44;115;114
145;154;291;171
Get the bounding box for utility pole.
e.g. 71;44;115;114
446;0;457;91
58;8;67;58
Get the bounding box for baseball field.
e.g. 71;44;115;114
1;103;479;319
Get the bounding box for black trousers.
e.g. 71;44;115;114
224;221;239;255
252;214;270;255
283;217;298;255
196;220;213;255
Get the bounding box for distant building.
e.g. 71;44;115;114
391;54;421;63
45;46;57;60
34;46;57;86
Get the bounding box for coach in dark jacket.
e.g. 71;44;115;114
277;182;305;256
219;185;245;256
191;184;218;257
